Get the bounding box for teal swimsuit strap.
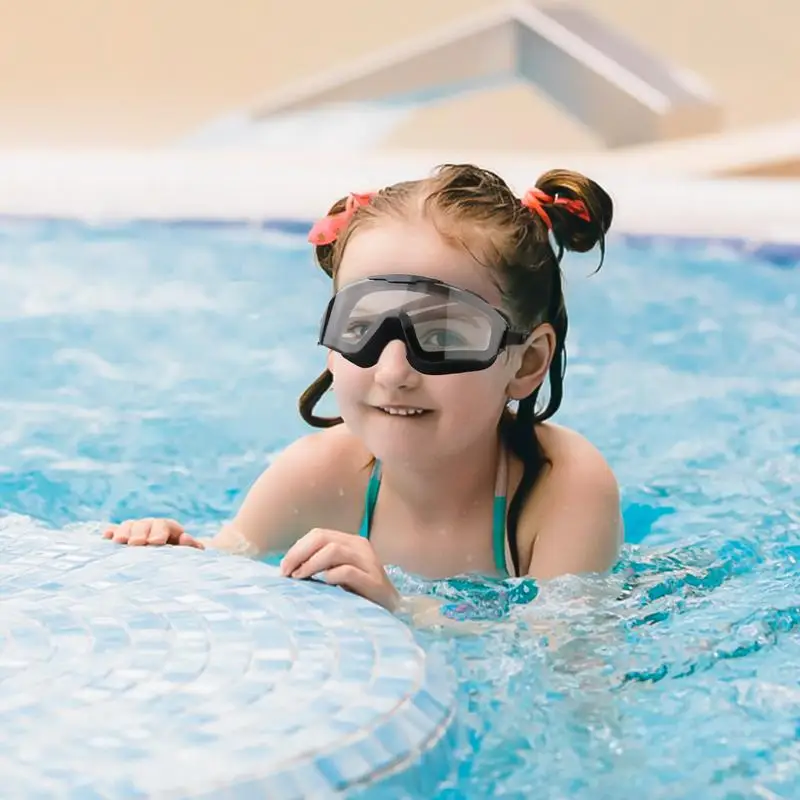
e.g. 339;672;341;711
359;456;512;577
492;493;509;578
491;447;511;577
358;460;382;539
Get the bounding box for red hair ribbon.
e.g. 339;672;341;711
307;192;376;245
521;188;591;230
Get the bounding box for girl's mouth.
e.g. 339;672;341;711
376;406;431;417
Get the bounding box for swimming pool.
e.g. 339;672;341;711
0;218;798;798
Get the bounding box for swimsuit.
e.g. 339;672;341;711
357;449;515;578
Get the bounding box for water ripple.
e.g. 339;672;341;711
1;221;798;799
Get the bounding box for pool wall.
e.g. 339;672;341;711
0;151;799;244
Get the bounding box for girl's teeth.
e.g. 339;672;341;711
381;407;425;416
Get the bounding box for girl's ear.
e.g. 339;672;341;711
507;323;555;400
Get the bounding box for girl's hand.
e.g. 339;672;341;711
280;528;400;612
102;518;205;549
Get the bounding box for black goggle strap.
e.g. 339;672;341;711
502;329;530;347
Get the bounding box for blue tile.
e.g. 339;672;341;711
336;705;381;727
411;688;449;719
327;717;361;735
373;719;411;756
315;744;378;790
222;775;285;799
352;734;398;775
66;787;114;800
287;764;338;798
313;755;347;789
369;676;415;698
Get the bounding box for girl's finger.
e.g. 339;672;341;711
321;564;371;596
280;528;342;576
178;532;205;550
147;518;172;545
128;518;155;546
110;520;134;544
290;540;365;580
322;565;399;611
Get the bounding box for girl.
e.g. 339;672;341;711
103;164;623;612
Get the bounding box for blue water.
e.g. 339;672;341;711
0;219;798;798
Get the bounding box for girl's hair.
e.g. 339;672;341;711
298;164;612;574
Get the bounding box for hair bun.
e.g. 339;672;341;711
535;169;613;262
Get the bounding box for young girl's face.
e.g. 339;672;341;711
328;219;524;464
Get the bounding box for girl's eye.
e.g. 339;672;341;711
342;320;370;341
420;328;468;349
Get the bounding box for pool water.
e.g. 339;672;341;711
0;220;798;798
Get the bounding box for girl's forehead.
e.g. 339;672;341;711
336;221;504;306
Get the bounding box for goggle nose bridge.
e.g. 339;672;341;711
350;314;419;368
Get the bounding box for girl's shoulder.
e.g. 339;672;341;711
535;422;612;470
511;423;621;575
274;424;374;521
508;422;613;488
298;423;373;472
230;424;374;551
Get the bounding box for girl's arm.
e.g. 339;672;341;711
104;428;363;555
211;429;361;556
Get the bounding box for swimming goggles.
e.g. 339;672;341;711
318;274;529;375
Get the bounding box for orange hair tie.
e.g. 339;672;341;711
308;192;376;245
521;188;591;230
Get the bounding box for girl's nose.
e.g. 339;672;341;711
373;339;420;389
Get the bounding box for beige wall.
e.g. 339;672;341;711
0;0;498;146
380;0;800;155
595;0;800;130
381;82;603;152
0;0;798;148
721;158;800;179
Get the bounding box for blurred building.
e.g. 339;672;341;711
1;0;798;175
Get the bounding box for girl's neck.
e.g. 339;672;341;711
377;431;503;526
